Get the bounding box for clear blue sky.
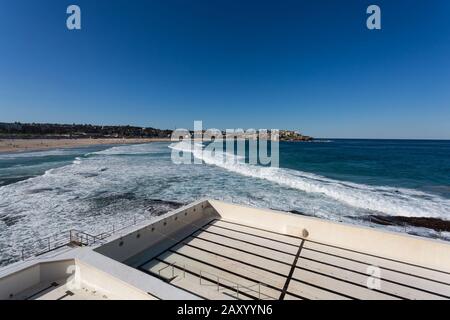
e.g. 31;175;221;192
0;0;449;139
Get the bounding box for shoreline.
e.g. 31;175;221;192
0;138;172;154
0;137;312;154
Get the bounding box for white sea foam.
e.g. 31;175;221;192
170;141;450;219
0;149;82;159
89;143;168;156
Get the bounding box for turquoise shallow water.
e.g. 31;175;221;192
0;140;449;266
0;146;109;187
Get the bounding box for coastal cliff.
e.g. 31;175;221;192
279;130;313;141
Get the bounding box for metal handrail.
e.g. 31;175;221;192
158;261;267;300
17;212;149;262
69;229;111;246
199;269;264;300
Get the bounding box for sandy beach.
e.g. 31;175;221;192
0;138;172;153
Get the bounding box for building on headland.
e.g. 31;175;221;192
279;130;313;141
183;129;312;141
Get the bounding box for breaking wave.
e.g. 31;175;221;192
169;141;450;219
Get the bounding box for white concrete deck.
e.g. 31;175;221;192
135;218;450;300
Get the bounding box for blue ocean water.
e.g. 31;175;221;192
280;140;450;199
0;140;449;265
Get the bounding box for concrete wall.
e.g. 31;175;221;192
75;260;152;299
209;200;450;272
96;198;450;272
0;259;75;300
40;260;74;283
95;200;218;263
72;250;199;300
0;264;41;299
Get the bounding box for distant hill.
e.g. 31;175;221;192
0;122;172;139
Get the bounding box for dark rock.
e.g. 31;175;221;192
363;215;450;232
145;199;184;216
